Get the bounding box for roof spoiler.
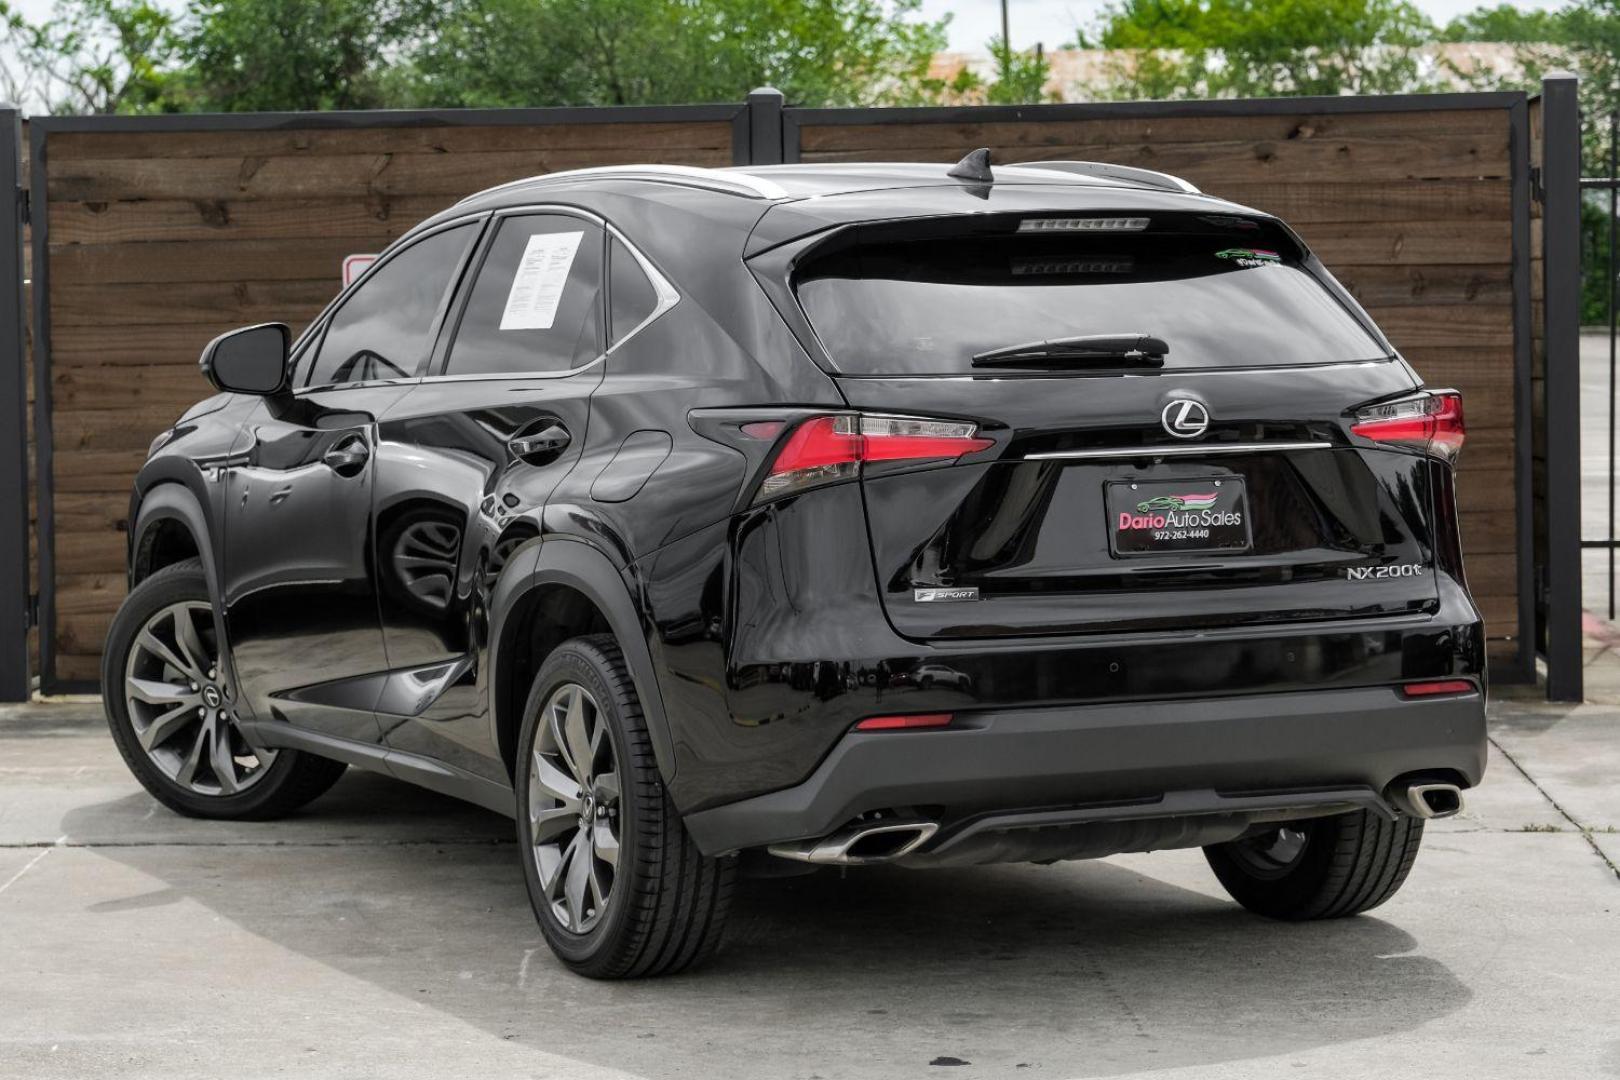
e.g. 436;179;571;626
1008;160;1201;196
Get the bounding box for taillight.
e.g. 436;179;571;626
756;414;993;503
1351;390;1465;461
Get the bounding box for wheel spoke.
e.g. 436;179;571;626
174;722;209;787
137;702;195;752
594;770;619;805
530;805;576;843
592;818;619;868
563;829;591;929
128;676;194;708
137;630;198;682
208;719;239;795
563;689;593;785
530;750;580;808
172;606;213;679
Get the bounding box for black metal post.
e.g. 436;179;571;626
1544;73;1586;701
0;108;29;701
747;87;785;166
1608;111;1617;620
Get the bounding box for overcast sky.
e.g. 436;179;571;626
5;0;1580;53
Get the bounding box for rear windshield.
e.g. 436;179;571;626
792;215;1387;375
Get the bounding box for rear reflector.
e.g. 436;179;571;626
855;713;954;732
1401;679;1475;698
757;414;993;503
1351;391;1465;462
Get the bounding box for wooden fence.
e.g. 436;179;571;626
11;90;1548;692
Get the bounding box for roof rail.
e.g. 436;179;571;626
458;164;790;205
1008;160;1201;195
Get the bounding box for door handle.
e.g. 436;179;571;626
323;436;370;475
508;423;570;464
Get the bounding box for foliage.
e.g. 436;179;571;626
171;0;440;112
0;0;177;114
1439;3;1567;42
984;37;1056;104
1091;0;1437;99
405;0;950;109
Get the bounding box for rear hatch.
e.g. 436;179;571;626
781;209;1445;639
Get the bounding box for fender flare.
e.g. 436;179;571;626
491;536;676;784
130;480;220;601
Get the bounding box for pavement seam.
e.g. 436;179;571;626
1489;733;1620;882
0;835;65;895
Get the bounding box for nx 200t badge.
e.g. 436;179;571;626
1162;399;1210;438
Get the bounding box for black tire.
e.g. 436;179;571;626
515;634;734;979
1204;809;1424;920
103;558;348;821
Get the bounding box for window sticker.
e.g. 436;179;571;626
500;230;584;331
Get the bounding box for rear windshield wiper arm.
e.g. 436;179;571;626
971;333;1169;368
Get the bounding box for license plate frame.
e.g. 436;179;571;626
1107;477;1253;557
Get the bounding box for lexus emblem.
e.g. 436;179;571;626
1161;399;1210;439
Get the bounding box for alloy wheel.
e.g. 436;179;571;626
528;682;622;934
123;600;275;796
1226;825;1310;880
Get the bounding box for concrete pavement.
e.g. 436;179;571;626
0;697;1616;1080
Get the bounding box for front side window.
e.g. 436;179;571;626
444;214;605;376
305;222;477;388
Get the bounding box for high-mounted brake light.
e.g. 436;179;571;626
1401;679;1475;698
1018;216;1150;233
1351;391;1465;461
854;713;954;732
756;414;994;503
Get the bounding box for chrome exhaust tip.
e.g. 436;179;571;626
768;819;939;865
1389;781;1465;820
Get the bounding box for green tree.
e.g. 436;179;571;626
173;0;439;111
1093;0;1436;99
1440;3;1566;42
1;0;177;113
406;0;949;108
984;36;1055;103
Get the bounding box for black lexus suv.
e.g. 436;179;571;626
103;154;1487;979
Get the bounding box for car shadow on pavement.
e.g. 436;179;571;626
64;774;1471;1079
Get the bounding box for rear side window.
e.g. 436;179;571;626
793;214;1386;375
305;222;476;387
609;236;659;344
445;213;605;376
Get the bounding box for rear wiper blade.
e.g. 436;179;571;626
971;334;1169;368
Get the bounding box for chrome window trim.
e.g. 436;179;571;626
417;204;680;384
1024;441;1334;461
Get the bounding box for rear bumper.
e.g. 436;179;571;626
682;685;1486;856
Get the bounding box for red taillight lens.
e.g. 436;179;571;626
1351;391;1465;461
1401;679;1476;698
757;414;994;503
854;713;954;732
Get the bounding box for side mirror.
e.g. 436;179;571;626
200;323;290;395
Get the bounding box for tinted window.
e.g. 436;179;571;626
306;223;476;387
609;236;659;344
445;214;604;376
794;216;1386;375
